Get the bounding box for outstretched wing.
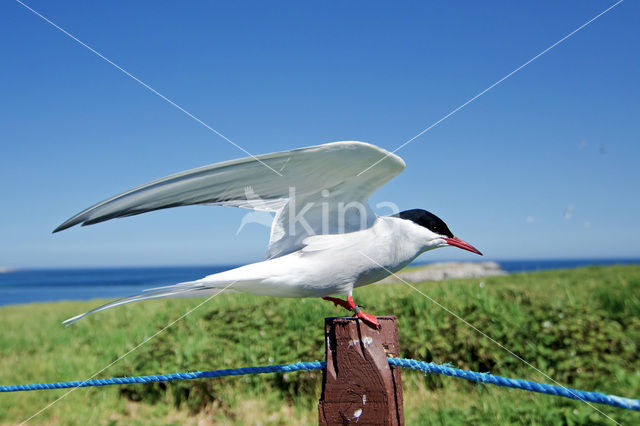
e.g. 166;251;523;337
54;141;405;258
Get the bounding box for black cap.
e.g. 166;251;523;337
393;209;454;238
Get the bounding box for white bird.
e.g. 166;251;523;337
56;141;481;328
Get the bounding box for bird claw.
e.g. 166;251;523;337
355;310;380;329
322;295;379;328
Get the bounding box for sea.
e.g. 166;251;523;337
1;259;639;307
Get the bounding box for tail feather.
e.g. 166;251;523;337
62;280;215;326
142;280;203;292
62;261;273;326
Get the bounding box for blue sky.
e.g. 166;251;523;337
1;1;638;268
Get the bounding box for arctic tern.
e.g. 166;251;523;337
56;141;481;328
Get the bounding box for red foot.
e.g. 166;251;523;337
322;296;380;329
356;310;380;328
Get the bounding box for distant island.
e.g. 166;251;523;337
0;267;16;273
380;261;506;283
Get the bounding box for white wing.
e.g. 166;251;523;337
54;141;405;258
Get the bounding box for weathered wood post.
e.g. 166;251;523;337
318;317;404;425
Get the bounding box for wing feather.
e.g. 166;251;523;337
54;141;405;257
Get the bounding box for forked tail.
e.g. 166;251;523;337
62;280;218;326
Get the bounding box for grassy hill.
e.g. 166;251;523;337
1;265;639;425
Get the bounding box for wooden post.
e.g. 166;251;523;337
318;317;404;425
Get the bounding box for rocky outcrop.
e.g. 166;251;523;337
380;261;506;283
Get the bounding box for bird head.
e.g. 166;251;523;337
392;209;482;255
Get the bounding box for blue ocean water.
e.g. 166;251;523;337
0;259;638;307
0;265;237;307
494;258;640;273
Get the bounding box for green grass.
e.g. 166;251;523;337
1;265;639;425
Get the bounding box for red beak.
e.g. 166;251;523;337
443;237;483;256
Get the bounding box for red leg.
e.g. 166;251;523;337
322;296;379;329
322;296;352;311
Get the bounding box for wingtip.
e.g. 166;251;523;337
52;219;82;233
52;226;70;234
52;220;74;233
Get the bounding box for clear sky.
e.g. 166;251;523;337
1;1;638;268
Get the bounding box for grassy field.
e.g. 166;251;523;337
1;265;639;425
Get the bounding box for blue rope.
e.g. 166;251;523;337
0;362;324;392
1;358;638;411
388;358;640;411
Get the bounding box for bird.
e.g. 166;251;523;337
56;141;481;328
